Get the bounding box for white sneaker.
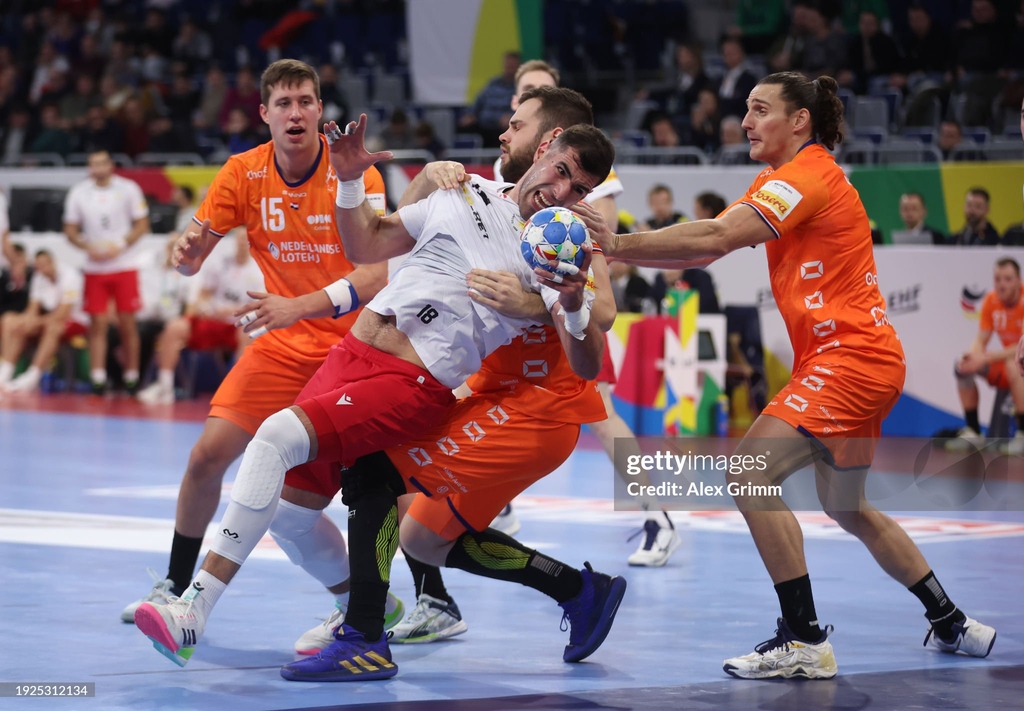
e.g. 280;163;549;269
121;568;176;622
627;514;682;567
1000;432;1024;456
293;591;406;655
6;369;41;393
489;504;520;536
724;618;838;680
137;382;174;405
134;590;205;667
925;615;996;658
388;593;468;644
944;426;985;452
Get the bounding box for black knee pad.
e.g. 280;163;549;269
340;451;408;507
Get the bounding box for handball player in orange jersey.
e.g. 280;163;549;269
121;59;389;620
590;71;996;679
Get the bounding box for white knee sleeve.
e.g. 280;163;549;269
269;499;350;588
210;409;310;565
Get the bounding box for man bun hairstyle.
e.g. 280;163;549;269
758;71;845;150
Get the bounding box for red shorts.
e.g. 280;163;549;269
284;334;456;497
596;333;617;384
188;317;238;351
392;393;581;539
764;354;904;470
985;361;1010;390
63;321;87;340
83;270;140;314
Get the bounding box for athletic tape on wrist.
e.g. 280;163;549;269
561;304;591;340
336;179;365;209
323;277;359;318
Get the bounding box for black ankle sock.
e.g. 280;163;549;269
404;551;453;604
343;493;400;642
1016;414;1024;435
965;409;980;433
167;531;204;595
444;527;582;603
774;574;823;643
909;571;964;639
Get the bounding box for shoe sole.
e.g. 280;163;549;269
627;532;683;567
563;576;628;663
389;620;469;644
134;604;193;667
723;663;838;680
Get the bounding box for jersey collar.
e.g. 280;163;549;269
275;139;324;188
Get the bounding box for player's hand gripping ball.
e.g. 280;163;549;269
520;207;591;274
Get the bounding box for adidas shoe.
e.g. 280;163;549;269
558;562;627;662
723;617;837;680
627;513;682;567
925;615;996;658
388;593;468;644
121;568;176;623
134;589;205;667
294;591;406;655
944;426;985;452
281;624;397;682
489;504;521;536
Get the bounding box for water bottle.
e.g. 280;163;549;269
715;394;730;437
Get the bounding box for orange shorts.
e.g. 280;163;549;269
985;361;1010;390
764;355;904;470
391;392;581;540
209;339;326;434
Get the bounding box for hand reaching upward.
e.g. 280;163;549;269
324;114;394;182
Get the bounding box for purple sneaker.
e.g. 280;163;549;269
281;624;397;682
558;562;627;662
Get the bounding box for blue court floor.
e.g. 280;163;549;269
0;399;1022;710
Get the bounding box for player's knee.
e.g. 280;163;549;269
187;436;237;480
269;500;320;565
339;451;407;507
252;408;312;470
823;507;865;533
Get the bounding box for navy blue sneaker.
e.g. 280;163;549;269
280;624;398;682
558;562;627;662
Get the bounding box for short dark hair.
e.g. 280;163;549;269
696;191;727;216
34;249;52;259
902;191;925;206
515;59;559;87
548;124;615;186
10;242;25;256
968;187;990;203
757;72;845;150
260;59;320;105
996;258;1020;277
648;184;673;199
517;85;594;136
179;185;194;203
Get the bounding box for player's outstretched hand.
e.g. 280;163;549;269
324;115;394;181
467;269;538;318
234;290;303;339
535;243;592;314
570;201;619;256
424;161;469;191
172;219;211;276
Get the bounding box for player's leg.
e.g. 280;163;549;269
949;357;985;447
134;405;318;666
4;314;64;392
136;316;192;404
0;312;42;387
1001;358;1024;453
591;380;681;566
112;270;142;389
719;412;840;680
83;274;112;393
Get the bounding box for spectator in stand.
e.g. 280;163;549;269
727;0;788;54
29;42;70;105
896;192;947;245
640;183;688;231
195;66;228;135
840;0;891;34
99;73;133;115
693;191;727;221
791;1;847;79
223;106;260;155
37;68;70;108
119;95;151;158
0;243;32;323
105;40;141;90
951;188;1002;246
893;3;950;91
840;10;902;94
413;122;445;160
716;115;752;164
459;51;519;147
608;261;650;314
1;106;35;164
75;34;106;82
667;43;713;121
938;120;967;160
172;18;213;75
148;116;195;154
954;0;1010;78
220;67;263;134
29;103;74;157
172;185;197;234
61;74;98;131
0;249;87;394
78;104;125;154
317;63;348;127
716;37;759;120
165;72;201;133
372;108;417;152
685;89;721;154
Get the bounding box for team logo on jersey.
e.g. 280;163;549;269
268;242;281;260
290;202;299;210
751;180;803;221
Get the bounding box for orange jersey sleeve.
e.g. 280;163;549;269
980;287;1024;347
979;292;997;334
193;137;386;360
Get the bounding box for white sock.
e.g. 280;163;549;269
0;361;14;384
157;369;174;389
334;591;350;611
181;569;228;622
90;368;106;385
124;369;140;383
20;365;41;381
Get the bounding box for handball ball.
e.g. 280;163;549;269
519;207;591;273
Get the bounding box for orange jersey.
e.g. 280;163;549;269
193;136;385;359
467;324;606;424
979;287;1024;347
731;144;904;380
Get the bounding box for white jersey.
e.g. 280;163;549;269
197;256;265;321
494;158;624;204
28;264;86;324
63;175;149;275
368;176;562;388
138;255;191;322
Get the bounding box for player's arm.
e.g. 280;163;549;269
123;215;150;248
588;195;618;233
397;161;469;209
63;222;88;251
539;248;604;380
172;219;220;276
